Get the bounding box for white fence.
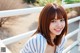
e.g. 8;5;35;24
0;3;80;53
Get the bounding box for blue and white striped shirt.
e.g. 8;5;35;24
20;33;67;53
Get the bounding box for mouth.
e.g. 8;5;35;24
54;28;62;32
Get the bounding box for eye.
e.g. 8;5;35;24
51;20;56;22
60;18;65;22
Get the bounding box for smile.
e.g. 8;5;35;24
54;29;62;32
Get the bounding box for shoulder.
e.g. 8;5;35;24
27;33;46;43
26;33;47;52
25;33;47;48
59;35;67;47
57;35;67;49
62;35;67;45
60;36;67;45
56;35;67;52
20;33;46;53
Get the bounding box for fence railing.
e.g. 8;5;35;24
1;16;80;45
0;3;80;53
0;39;12;53
0;3;80;18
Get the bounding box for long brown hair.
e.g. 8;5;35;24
34;3;68;46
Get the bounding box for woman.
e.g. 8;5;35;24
20;3;68;53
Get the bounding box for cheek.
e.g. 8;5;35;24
63;22;65;28
49;23;55;31
49;24;52;31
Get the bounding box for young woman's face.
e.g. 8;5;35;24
49;18;65;36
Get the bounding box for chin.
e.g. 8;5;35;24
55;32;62;35
56;34;61;35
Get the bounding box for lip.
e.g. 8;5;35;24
54;29;62;32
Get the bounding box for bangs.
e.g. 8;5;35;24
49;7;65;21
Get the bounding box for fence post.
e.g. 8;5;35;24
77;19;80;52
67;19;80;53
70;19;80;53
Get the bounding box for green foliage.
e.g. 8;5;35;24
23;0;36;4
64;0;80;4
36;0;55;6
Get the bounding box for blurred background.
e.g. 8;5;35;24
0;0;80;53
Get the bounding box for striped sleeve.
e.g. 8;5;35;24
36;35;46;53
20;33;46;53
20;37;36;53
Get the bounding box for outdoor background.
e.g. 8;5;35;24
0;0;80;53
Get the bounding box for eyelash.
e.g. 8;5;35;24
51;19;65;22
60;19;65;21
51;20;56;22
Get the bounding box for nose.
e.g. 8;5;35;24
56;21;62;27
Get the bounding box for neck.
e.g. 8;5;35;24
50;33;56;44
50;33;56;40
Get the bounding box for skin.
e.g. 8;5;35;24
49;13;65;40
49;18;65;40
